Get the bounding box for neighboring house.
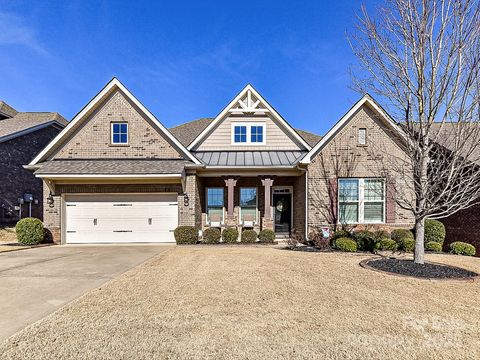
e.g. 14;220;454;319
0;101;67;224
26;78;415;244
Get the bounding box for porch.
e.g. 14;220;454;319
196;174;306;238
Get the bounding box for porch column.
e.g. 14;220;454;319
223;176;238;219
261;177;275;219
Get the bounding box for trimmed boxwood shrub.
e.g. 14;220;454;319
374;238;398;251
258;229;275;243
424;219;446;245
174;226;198;244
400;238;415;252
222;228;239;244
353;230;376;251
391;229;414;244
241;229;257;243
332;230;351;240
450;242;476;256
335;237;357;252
425;241;442;252
16;218;44;245
203;228;221;244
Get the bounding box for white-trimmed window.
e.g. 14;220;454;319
231;123;266;145
240;187;257;222
206;188;224;222
338;178;385;224
111;122;128;144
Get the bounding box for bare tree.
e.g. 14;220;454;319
349;0;480;263
310;140;359;232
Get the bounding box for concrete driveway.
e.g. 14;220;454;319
0;244;170;341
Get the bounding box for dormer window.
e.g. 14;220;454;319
231;123;266;145
111;122;128;144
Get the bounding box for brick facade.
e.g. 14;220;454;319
0;126;62;224
441;206;480;257
51;90;182;160
306;104;415;235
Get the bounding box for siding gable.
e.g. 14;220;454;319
50;89;183;160
191;85;310;151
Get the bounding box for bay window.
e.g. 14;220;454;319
338;178;385;224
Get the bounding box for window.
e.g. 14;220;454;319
240;188;257;222
234;126;247;143
358;128;366;145
338;178;384;224
111;123;128;144
206;188;224;222
251;126;263;143
232;123;266;144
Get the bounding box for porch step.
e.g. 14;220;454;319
275;233;290;240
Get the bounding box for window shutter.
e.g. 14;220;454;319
386;177;396;223
329;178;338;224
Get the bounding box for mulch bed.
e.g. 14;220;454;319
363;257;478;280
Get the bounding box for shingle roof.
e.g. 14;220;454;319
34;159;192;175
194;151;306;167
0;112;68;140
0;101;18;118
169;118;322;148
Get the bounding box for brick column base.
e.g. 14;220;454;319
225;217;236;228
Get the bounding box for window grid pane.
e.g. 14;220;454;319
234;126;247;143
339;179;359;201
365;179;384;201
112;123;128;144
251;126;263;143
339;203;359;223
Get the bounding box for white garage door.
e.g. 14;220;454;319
65;194;178;243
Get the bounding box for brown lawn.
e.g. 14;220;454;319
0;246;479;360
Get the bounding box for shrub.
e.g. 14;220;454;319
391;229;414;244
424;219;446;245
425;241;442;252
16;218;44;245
449;242;476;256
258;229;275;243
353;230;376;251
332;230;351;240
309;230;330;250
203;228;221;244
335;237;357;252
400;238;415;252
174;226;198;244
222;228;239;244
374;230;391;241
374;238;398;251
241;229;257;243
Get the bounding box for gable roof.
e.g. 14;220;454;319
0;101;19;119
0;111;67;143
29;78;201;166
186;84;312;151
300;94;406;164
170;118;322;148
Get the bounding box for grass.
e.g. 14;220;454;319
0;227;29;253
0;246;479;359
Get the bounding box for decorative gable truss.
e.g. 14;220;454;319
188;84;311;151
228;89;269;115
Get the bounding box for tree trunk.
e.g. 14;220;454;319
414;217;425;264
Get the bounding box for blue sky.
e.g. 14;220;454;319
0;0;379;135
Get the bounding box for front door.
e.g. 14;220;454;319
273;193;292;234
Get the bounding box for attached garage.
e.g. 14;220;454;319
64;194;178;243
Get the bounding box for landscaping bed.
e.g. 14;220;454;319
363;257;478;280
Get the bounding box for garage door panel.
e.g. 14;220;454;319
65;194;178;244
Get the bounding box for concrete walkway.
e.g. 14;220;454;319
0;244;170;341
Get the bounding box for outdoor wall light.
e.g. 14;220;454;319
183;193;189;207
47;192;55;208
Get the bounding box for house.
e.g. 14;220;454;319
0;101;67;224
26;78;415;244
